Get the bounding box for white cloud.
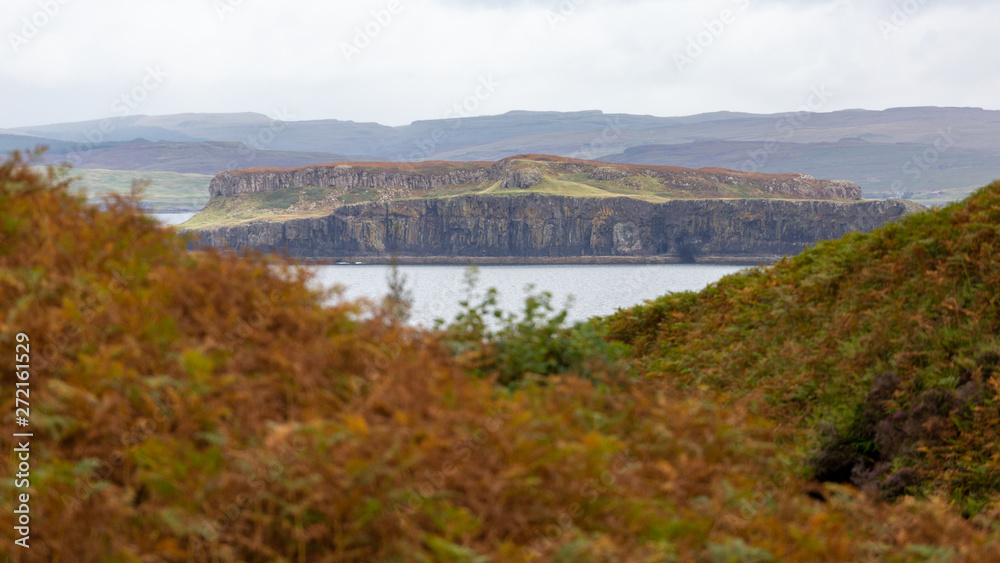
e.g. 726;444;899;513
1;0;997;127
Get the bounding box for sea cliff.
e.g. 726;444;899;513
190;193;919;263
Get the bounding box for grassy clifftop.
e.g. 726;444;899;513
2;150;999;560
187;154;863;230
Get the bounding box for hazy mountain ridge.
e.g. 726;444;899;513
8;107;1000;199
599;138;1000;198
43;141;365;175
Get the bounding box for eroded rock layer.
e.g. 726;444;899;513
192;194;916;262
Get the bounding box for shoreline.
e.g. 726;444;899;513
297;255;780;266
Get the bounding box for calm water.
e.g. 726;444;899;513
312;264;748;327
150;212;749;325
152;212;196;226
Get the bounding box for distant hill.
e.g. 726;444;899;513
16;106;1000;157
41;141;365;175
0;132;123;155
13;115;209;143
12;107;1000;201
599;139;1000;198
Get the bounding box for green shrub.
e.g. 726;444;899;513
439;267;630;386
258;188;301;209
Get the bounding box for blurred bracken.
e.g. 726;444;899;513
1;150;1000;560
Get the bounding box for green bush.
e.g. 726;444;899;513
258;188;301;209
302;185;328;203
439;267;630;386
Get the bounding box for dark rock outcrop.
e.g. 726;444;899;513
499;167;543;189
591;167;630;181
190;194;918;262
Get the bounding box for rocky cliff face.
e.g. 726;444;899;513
191;194;916;262
209;165;491;198
208;155;863;201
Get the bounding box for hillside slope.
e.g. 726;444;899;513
608;180;1000;514
47;141;362;175
601;139;1000;199
16;107;1000;158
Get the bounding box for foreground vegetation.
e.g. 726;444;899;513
2;151;1000;560
607;178;1000;517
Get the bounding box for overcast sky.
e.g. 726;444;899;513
2;0;998;128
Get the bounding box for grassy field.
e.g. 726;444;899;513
479;176;652;200
181;185;348;229
65;168;212;211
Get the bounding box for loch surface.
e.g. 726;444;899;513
155;212;749;326
312;263;748;327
